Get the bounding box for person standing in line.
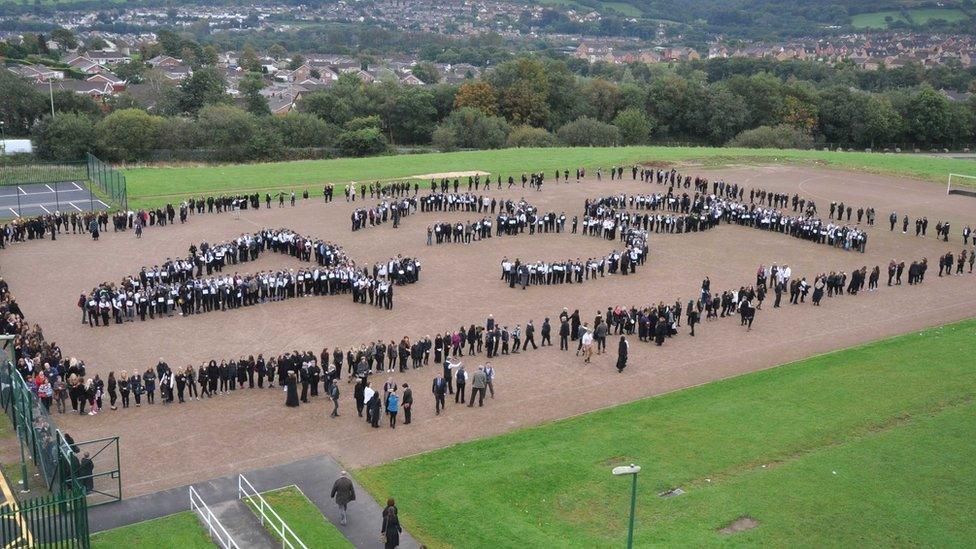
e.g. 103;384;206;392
468;366;487;407
387;389;399;428
330;471;356;526
401;383;412;424
484;363;495;399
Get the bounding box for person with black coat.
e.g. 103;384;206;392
381;500;402;548
616;336;628;373
285;372;300;407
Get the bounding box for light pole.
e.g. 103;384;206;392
0;120;5;155
612;464;641;549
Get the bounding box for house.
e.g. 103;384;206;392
86;72;127;92
146;55;184;69
161;65;193;82
38;79;114;99
399;73;424;86
273;63;313;83
64;55;104;74
7;64;64;82
86;51;131;66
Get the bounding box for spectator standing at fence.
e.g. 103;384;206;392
330;471;356;526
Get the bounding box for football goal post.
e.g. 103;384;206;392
946;173;976;196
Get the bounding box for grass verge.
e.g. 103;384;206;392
356;318;976;548
89;511;215;549
245;485;353;548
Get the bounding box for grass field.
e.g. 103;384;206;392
122;147;976;208
246;486;353;548
356;318;976;548
851;7;969;28
90;511;215;549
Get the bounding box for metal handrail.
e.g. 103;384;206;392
237;474;308;549
189;485;240;549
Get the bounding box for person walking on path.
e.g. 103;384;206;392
330;471;356;526
381;499;402;548
616;335;629;373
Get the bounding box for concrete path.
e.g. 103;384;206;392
88;454;419;548
208;498;276;549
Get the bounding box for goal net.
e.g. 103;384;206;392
947;173;976;196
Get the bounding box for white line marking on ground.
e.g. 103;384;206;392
8;208;19;217
17;186;27;196
39;204;51;214
69;202;83;212
45;184;55;193
71;182;83;191
95;199;109;208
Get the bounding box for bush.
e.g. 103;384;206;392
272;112;340;148
431;125;458;152
31;113;95;161
506;125;557;148
557;116;620;146
344;116;383;131
336;128;389;157
434;107;510;150
728;124;815;149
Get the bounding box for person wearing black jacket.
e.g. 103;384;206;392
616;336;629;373
431;374;447;415
401;383;413;424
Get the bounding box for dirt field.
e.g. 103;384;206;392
3;164;975;498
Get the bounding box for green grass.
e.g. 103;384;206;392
356;319;976;548
122;146;976;208
246;486;353;548
851;7;969;28
90;511;215;549
851;10;909;28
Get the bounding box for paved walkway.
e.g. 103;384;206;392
88;454;419;548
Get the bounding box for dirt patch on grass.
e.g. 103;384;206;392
409;171;490;179
718;516;759;535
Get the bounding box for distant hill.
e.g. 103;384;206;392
531;0;975;38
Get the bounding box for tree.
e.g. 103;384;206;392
506;125;557;148
178;66;229;114
268;44;287;61
336;128;389;157
556;117;619;146
239;44;263;73
156;29;182;57
581;78;623;122
454;81;498;116
860;95;901;148
387;86;437;144
50;28;77;51
907;87;951;145
613;108;655;145
297;91;353;126
239;72;270;116
0;71;46;136
411;61;440;84
288;55;306;71
95;109;164;161
31;113;95;160
500;81;550;127
114;60;148;84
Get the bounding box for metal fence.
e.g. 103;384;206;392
85;153;127;210
238;474;308;549
0;355;121;507
0;161;87;187
190;486;240;549
0;485;90;548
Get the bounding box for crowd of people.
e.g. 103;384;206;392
78;227;421;324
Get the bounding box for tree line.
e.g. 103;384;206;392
5;55;975;163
